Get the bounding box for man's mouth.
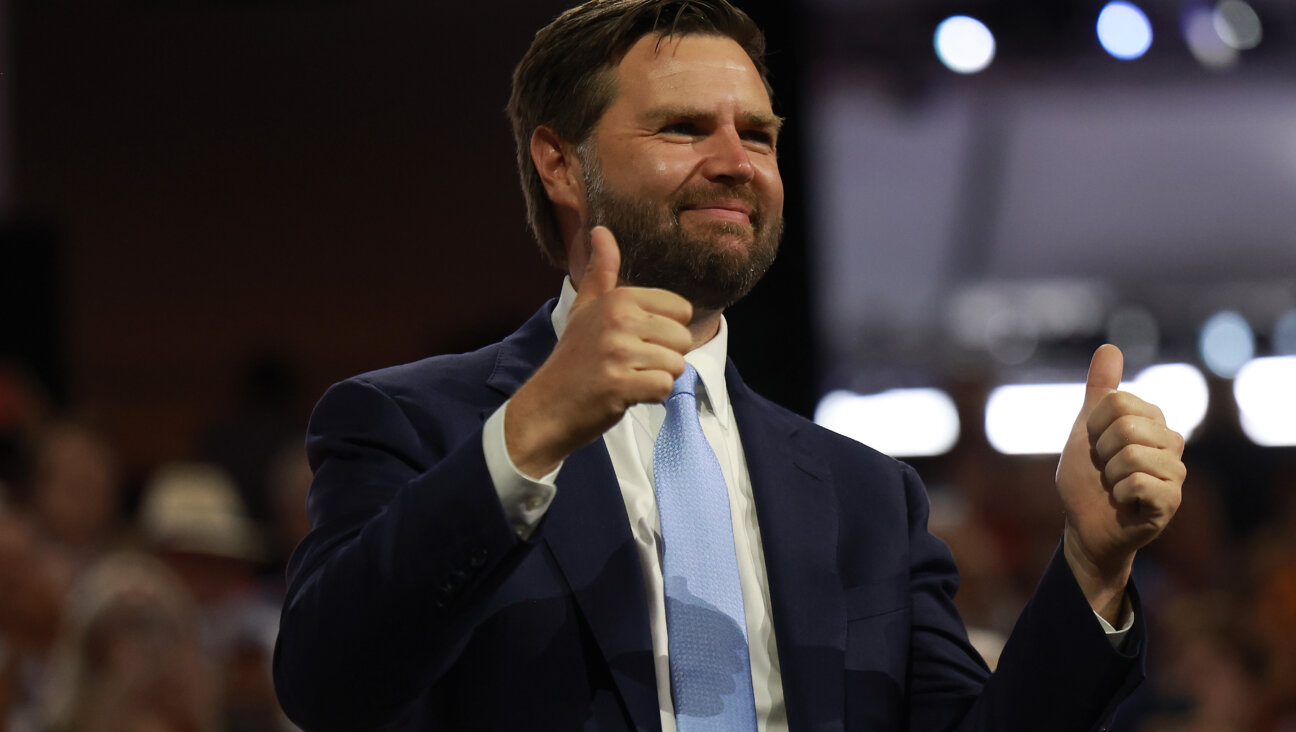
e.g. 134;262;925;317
680;199;754;226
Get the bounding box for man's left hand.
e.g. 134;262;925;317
1056;344;1185;624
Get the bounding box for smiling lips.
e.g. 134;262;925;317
681;199;754;225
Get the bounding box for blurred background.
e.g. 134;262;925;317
0;0;1293;729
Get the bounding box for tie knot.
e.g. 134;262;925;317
670;364;699;400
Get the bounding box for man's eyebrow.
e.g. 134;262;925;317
739;111;785;133
642;106;785;133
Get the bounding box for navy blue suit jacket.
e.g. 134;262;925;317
273;301;1145;731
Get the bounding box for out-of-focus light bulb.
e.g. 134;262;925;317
935;16;996;74
1184;4;1239;69
1200;310;1255;378
1234;357;1296;446
1098;1;1154;60
1215;0;1262;50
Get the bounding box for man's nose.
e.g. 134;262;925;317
700;127;756;184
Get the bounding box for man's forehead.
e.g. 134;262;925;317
611;33;772;107
619;32;754;72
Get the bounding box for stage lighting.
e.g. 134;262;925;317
1215;0;1262;50
1098;2;1154;60
935;15;996;74
986;363;1208;455
1199;310;1254;378
1234;357;1296;446
1184;4;1239;69
815;388;960;457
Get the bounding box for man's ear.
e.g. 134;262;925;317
530;126;584;212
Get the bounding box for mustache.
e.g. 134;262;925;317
670;185;763;225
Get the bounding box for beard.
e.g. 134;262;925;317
581;155;783;312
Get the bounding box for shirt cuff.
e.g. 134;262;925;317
483;401;560;539
1093;594;1135;651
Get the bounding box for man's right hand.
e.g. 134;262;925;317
505;226;694;478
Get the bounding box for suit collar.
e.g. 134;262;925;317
485;299;559;398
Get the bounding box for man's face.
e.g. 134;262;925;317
580;33;785;312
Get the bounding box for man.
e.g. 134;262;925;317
273;1;1185;730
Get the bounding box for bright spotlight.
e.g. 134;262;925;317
1234;357;1296;447
815;388;960;457
1215;0;1262;50
985;363;1210;455
1199;310;1255;378
985;383;1083;455
935;16;996;74
1098;1;1154;60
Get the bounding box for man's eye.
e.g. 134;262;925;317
661;122;701;136
741;130;775;146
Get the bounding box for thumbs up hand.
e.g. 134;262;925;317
1056;344;1185;622
506;227;694;478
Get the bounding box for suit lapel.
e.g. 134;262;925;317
486;301;660;732
547;444;660;732
728;362;846;732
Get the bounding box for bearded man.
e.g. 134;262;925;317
273;2;1185;730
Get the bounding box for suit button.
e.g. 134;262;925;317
470;547;488;567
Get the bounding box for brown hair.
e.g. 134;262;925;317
507;0;772;267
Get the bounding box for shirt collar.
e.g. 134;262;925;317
552;277;731;428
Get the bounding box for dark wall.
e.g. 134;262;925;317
12;0;810;469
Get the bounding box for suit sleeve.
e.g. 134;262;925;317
900;463;1147;732
273;377;528;730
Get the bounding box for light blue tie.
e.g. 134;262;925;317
653;364;758;731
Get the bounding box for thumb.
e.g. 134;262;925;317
573;226;621;305
1081;343;1124;413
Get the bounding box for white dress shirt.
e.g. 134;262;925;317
479;279;1131;732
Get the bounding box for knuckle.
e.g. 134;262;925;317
598;359;625;386
1116;442;1143;467
1113;415;1140;442
1108;391;1135;413
1132;472;1159;494
603;335;631;363
605;304;636;331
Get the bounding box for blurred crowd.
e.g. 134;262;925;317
0;359;307;732
0;354;1292;731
